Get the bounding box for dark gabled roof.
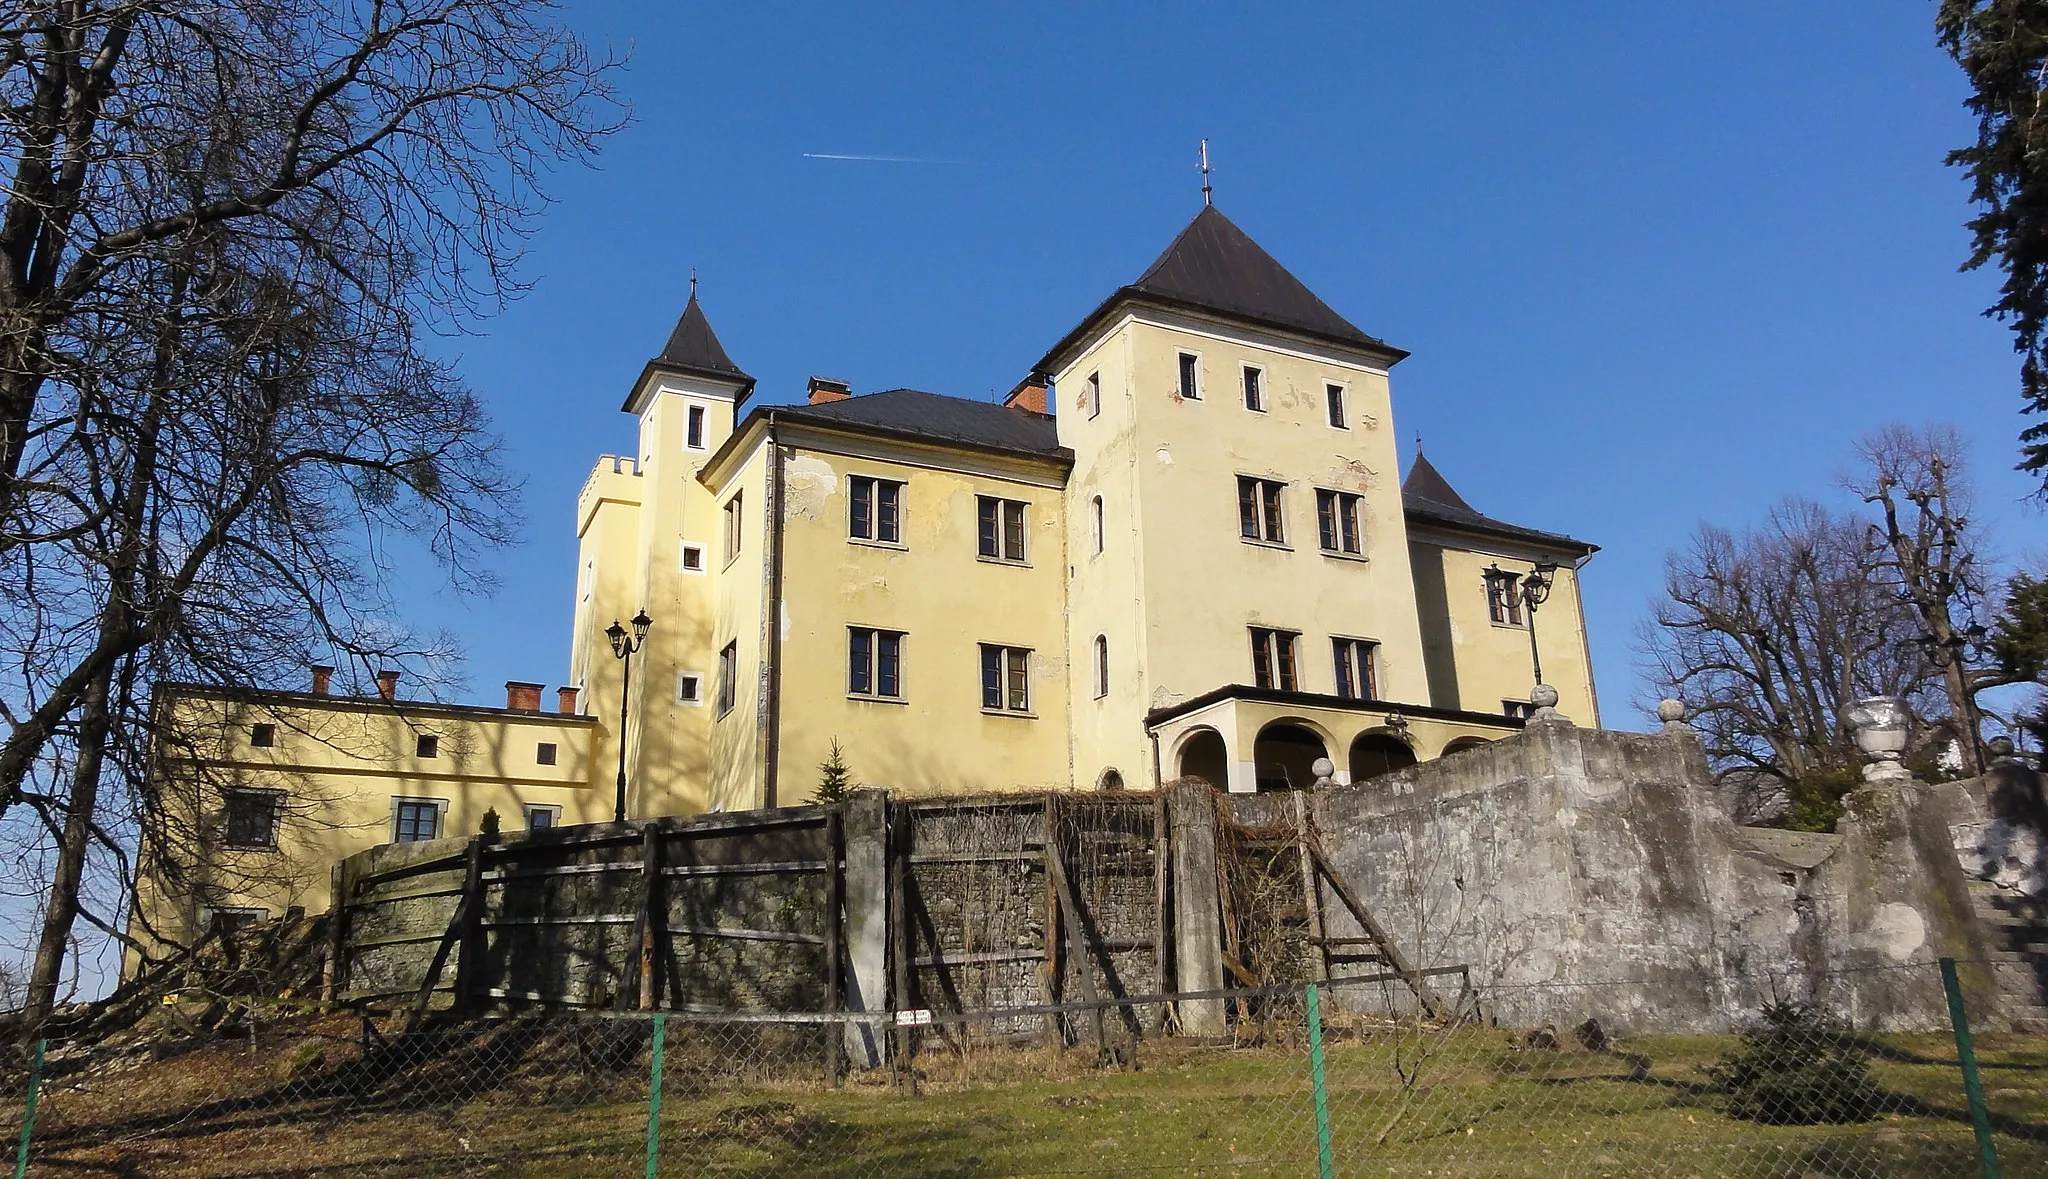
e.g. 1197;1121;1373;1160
1037;205;1408;373
773;389;1070;463
1402;452;1597;555
626;292;755;410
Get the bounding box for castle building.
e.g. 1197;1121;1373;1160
131;204;1598;956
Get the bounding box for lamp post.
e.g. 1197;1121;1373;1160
605;610;652;824
1509;560;1559;688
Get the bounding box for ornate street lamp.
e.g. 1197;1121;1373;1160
1491;560;1560;689
605;609;653;824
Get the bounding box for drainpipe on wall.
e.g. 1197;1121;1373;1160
1569;552;1601;728
763;412;787;809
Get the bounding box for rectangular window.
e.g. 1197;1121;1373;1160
848;476;903;543
1242;365;1264;411
393;799;442;843
1504;699;1537;720
1087;371;1102;420
723;492;743;562
680;543;704;573
686;404;706;449
716;642;738;716
1315;489;1363;555
223;790;281;849
1250;627;1300;691
524;805;560;831
1487;570;1525;626
980;644;1032;713
1326;384;1347;429
208;907;267;937
249;722;276;748
415;733;439;759
976;496;1028;561
1333;638;1380;701
1178;352;1201;400
1237;477;1285;544
848;627;905;699
676;671;702;705
536;742;558;766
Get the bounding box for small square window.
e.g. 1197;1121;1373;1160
415;734;439;759
536;742;558;766
249;723;276;748
1504;700;1537;720
676;672;703;705
525;804;561;831
680;544;704;572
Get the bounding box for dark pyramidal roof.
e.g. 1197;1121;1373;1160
1402;452;1595;555
653;292;752;385
775;389;1067;461
1130;205;1387;349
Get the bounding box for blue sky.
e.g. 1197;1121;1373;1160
404;1;2041;727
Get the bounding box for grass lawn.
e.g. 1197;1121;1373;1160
6;1016;2045;1177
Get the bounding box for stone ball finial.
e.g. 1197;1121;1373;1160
1311;757;1335;778
1529;684;1560;710
1989;735;2018;763
1657;699;1686;724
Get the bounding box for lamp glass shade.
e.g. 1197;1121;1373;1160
631;610;653;644
605;620;628;659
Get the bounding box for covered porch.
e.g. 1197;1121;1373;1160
1146;686;1526;793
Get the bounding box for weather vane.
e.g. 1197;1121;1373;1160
1200;139;1212;207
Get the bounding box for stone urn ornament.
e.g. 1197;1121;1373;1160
1844;696;1912;783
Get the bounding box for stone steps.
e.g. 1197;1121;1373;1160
1966;879;2048;1023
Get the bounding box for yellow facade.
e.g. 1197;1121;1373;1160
137;204;1605;955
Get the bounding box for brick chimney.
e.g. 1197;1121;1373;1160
375;670;399;700
807;376;852;405
557;686;580;715
310;665;333;695
1003;373;1049;416
505;681;544;711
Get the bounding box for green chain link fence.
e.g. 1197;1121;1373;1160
4;957;2041;1176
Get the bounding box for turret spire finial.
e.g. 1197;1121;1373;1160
1199;139;1212;207
689;267;698;299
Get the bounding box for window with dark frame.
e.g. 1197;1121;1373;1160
1326;384;1347;428
1486;569;1525;626
723;492;743;562
1087;371;1102;420
976;496;1028;561
686;404;706;449
1242;365;1264;411
1315;489;1363;555
980;644;1032;712
525;805;559;831
1237;477;1286;544
1250;627;1300;691
680;543;704;572
849;475;903;543
716;642;738;716
1093;634;1109;698
676;672;701;705
223;790;280;849
1333;638;1379;701
249;722;276;748
536;742;558;766
1178;352;1201;400
1504;699;1537;720
393;799;440;843
415;733;439;759
848;627;905;699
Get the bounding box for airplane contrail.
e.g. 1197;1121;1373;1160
803;152;965;165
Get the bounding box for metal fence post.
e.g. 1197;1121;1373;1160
12;1038;44;1179
644;1014;667;1179
1305;984;1334;1179
1939;956;2000;1179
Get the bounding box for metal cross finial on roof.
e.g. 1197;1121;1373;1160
689;267;698;299
1199;139;1212;207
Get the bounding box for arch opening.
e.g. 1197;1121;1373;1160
1441;736;1492;758
1177;729;1229;790
1254;722;1328;793
1350;732;1418;782
1098;767;1125;791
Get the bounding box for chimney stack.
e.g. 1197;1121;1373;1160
310;665;333;695
557;686;580;715
807;376;852;405
505;681;544;711
1003;373;1049;416
375;670;399;700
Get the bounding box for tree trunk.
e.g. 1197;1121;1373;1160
22;664;113;1037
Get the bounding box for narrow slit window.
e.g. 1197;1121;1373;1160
1087;371;1102;419
1091;495;1105;554
1178;352;1201;400
723;492;743;562
686;404;706;449
1093;635;1109;699
1326;384;1347;429
1242;366;1264;412
717;642;738;715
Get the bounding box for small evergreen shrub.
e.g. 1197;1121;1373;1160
1707;1002;1883;1124
813;739;855;804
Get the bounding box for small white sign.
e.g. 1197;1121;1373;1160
895;1008;933;1027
